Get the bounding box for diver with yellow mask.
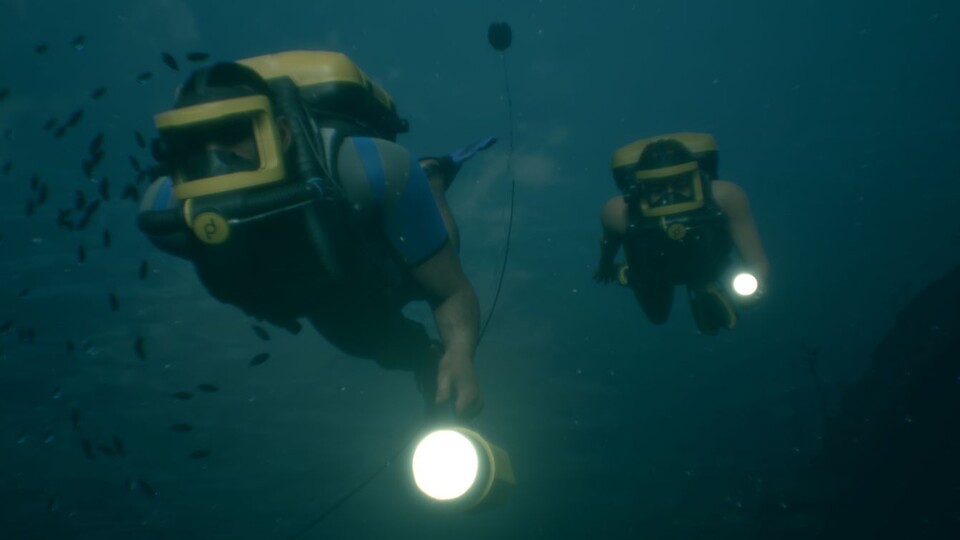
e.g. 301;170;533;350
593;133;770;334
138;52;496;419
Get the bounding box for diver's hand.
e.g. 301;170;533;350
593;261;617;284
435;354;483;419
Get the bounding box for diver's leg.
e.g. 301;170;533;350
308;310;442;415
630;273;674;324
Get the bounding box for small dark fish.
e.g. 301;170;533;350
35;42;48;54
128;155;142;172
97;178;110;201
252;325;271;341
77;244;86;263
108;293;118;312
30;174;40;190
74;190;87;210
0;320;13;333
135;478;156;498
102;228;111;248
189;449;211;459
58;208;75;229
25;200;36;217
121;183;140;203
138;259;149;280
36;183;49;205
70;35;86;51
249;353;270;366
44;117;58;131
81;438;95;459
77;199;101;230
134;130;146;148
90;86;106;100
1;160;11;174
161;52;179;71
186;51;210;62
66;340;75;353
97;442;117;456
88;133;104;154
134;336;146;361
136;72;153;85
172;391;193;400
53;126;67;139
17;288;29;298
50;387;62;400
0;87;9;101
113;436;125;456
65;108;84;128
170;423;193;433
197;383;220;393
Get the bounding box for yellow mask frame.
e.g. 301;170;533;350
155;95;286;200
633;161;704;217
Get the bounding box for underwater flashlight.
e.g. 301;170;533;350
732;272;759;296
411;427;515;510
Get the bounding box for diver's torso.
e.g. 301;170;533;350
624;203;732;286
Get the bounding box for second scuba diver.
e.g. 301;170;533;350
593;133;770;334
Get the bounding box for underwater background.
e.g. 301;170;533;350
1;0;958;538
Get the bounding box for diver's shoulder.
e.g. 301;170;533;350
711;180;749;213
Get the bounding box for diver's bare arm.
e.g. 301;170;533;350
714;181;770;283
410;242;482;416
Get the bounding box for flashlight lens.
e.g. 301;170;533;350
412;430;480;501
732;273;759;296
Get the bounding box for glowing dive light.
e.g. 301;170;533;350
732;272;759;296
411;427;515;510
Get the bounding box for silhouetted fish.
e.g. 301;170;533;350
90;86;106;100
136;72;153;85
197;383;220;393
77;244;86;263
36;184;49;205
171;423;193;433
135;478;156;498
249;353;270;366
53;126;67;139
43;118;57;131
70;35;85;51
89;133;104;154
0;87;9;101
29;174;40;190
77;199;100;229
186;51;210;62
65;108;84;128
102;228;111;248
81;438;96;459
172;391;193;400
1;161;11;174
113;436;125;456
74;190;86;210
24;201;34;217
252;325;271;341
35;42;48;54
97;442;117;456
190;449;210;459
121;183;140;203
161;52;179;71
108;293;118;312
128;155;141;172
66;340;75;353
134;130;146;148
138;259;149;280
17;288;29;298
134;336;146;361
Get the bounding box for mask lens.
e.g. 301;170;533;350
163;115;260;182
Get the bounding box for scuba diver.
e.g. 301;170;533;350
138;51;496;418
593;133;770;334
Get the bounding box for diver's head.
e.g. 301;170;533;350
155;62;290;199
631;139;705;217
